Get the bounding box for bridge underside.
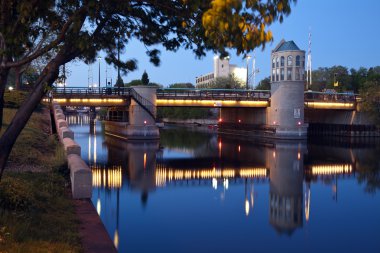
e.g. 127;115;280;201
49;97;130;107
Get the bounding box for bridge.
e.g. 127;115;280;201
51;87;357;110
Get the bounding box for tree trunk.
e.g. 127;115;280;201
14;66;22;90
0;67;10;132
0;56;63;180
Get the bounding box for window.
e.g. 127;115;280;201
276;68;280;81
280;69;284;80
287;68;292;80
276;57;279;67
280;56;285;67
295;68;300;80
296;56;300;66
287;55;293;66
272;69;275;82
272;58;275;68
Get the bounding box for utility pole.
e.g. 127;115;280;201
98;56;101;94
306;29;312;90
246;55;251;90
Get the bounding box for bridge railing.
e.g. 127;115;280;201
156;88;271;101
53;87;131;96
304;91;357;102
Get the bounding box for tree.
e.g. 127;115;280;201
169;83;194;88
255;76;270;90
141;71;149;85
115;75;124;87
197;74;243;89
0;0;297;179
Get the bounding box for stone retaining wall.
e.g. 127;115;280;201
52;103;92;199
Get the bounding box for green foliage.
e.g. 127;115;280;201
141;71;149;85
255;76;270;90
157;107;212;120
124;79;143;87
169;83;194;88
115;74;124;87
360;80;380;125
0;177;34;211
197;74;243;89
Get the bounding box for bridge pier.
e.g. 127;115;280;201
105;86;159;140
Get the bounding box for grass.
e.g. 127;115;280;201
0;91;81;252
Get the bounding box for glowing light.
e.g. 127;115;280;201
143;153;147;170
144;120;147;124
305;101;355;110
96;198;101;215
273;151;276;158
298;121;301;125
297;152;301;160
223;178;229;190
92;165;122;189
156;99;269;108
8;86;13;91
273;121;276;125
212;178;218;190
245;199;250;216
238;119;241;123
155;168;267;186
114;230;119;249
238;145;241;153
219;118;223;122
310;164;352;175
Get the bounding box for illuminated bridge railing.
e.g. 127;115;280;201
53;87;131;97
156;88;271;101
304;91;357;110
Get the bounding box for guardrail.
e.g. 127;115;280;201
156;88;271;101
304;91;357;102
53;87;131;96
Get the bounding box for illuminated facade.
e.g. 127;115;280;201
195;56;247;86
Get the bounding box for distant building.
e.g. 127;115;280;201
195;56;247;86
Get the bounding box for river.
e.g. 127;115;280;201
67;114;380;253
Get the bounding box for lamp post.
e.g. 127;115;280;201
98;56;102;94
246;55;251;90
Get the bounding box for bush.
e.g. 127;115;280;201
0;177;34;211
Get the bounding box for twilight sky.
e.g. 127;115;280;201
66;0;380;88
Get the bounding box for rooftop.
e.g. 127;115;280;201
273;39;300;52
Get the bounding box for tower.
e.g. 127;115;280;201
269;39;307;139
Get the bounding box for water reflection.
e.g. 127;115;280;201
66;115;380;253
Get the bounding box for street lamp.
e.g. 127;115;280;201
246;55;251;90
98;56;102;94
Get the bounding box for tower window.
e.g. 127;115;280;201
280;68;284;80
280;56;285;67
287;68;292;80
295;67;300;80
276;57;279;67
272;58;275;68
287;56;293;66
296;56;300;66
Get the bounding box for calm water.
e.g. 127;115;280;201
68;114;380;253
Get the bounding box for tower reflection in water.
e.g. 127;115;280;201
88;133;357;249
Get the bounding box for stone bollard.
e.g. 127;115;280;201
67;154;92;199
63;138;81;156
57;119;68;128
56;113;65;120
59;126;74;140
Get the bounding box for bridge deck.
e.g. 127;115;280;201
51;87;358;110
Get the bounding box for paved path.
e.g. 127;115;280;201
74;199;117;253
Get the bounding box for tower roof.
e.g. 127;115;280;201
273;39;300;52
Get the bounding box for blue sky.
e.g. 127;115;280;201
66;0;380;88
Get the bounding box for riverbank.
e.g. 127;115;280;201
0;94;82;252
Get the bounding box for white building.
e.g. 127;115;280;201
195;56;247;86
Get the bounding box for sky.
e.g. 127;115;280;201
66;0;380;88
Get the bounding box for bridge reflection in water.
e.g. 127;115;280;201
66;101;380;252
87;132;357;238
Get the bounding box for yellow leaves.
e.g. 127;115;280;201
277;2;283;11
181;21;187;28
